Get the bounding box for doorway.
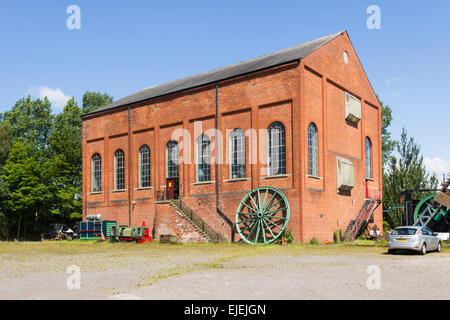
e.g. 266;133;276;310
166;177;179;200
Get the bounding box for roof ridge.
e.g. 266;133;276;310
84;30;346;116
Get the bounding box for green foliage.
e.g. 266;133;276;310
0;141;52;239
383;221;390;233
0;93;112;239
47;98;83;221
1;96;53;161
0;122;12;170
309;236;319;245
383;128;438;229
379;97;396;166
378;96;439;230
333;229;343;243
82;91;113;114
275;229;294;244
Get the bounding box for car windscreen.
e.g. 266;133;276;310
391;228;417;235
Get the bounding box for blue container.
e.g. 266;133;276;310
77;220;117;240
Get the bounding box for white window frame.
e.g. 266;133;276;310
345;92;361;124
336;156;355;192
229;128;246;179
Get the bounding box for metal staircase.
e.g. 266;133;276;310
344;197;382;241
169;199;225;243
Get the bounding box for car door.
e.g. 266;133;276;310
426;227;439;250
423;227;436;250
421;228;430;248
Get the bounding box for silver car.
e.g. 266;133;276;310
387;226;442;255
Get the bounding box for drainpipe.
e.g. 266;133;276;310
128;105;132;226
215;83;235;242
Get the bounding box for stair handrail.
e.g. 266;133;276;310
170;199;223;242
350;196;381;240
350;198;373;240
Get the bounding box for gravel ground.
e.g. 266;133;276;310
0;241;449;300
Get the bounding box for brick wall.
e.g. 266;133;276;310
82;32;382;243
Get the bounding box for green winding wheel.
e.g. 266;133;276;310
414;193;450;224
235;187;290;245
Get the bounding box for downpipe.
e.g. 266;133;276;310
215;82;235;242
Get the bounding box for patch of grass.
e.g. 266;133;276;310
137;264;200;287
0;239;438;284
0;239;395;257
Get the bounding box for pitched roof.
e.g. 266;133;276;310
84;30;345;116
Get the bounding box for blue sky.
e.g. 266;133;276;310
1;0;449;177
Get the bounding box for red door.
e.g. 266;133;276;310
166;179;175;200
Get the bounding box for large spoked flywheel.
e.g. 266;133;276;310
235;187;290;245
414;193;450;224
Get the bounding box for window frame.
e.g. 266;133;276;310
114;149;125;191
268;121;286;176
229;128;246;179
308;123;318;177
91;153;102;192
139;145;151;188
365;137;373;180
196;134;211;182
166;140;179;179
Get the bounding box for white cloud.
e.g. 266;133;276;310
424;157;450;179
27;86;71;109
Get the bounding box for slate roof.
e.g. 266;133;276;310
84;31;345;116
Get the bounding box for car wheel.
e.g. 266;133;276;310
419;243;427;255
388;249;396;254
436;241;441;252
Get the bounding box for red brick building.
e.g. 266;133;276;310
82;31;382;243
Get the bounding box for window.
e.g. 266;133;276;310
268;122;286;176
196;134;211;182
392;228;418;236
139;145;151;188
365;137;372;179
166;141;179;178
308;123;318;176
345;92;361;124
337;157;354;192
343;51;349;64
230;129;246;179
114;150;125;190
92;153;101;192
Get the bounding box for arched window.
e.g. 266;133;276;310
92;153;101;192
230;129;246;179
114;150;125;190
139;145;151;188
365;137;372;179
196;134;211;182
166;141;179;178
268;122;286;176
308;123;318;176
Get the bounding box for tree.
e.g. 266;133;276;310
378;97;396;166
47;98;83;221
382;128;438;228
0;122;12;170
1;96;54;162
0;92;113;239
0;141;52;239
82;91;113;114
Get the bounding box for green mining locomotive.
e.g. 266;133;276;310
110;224;152;243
